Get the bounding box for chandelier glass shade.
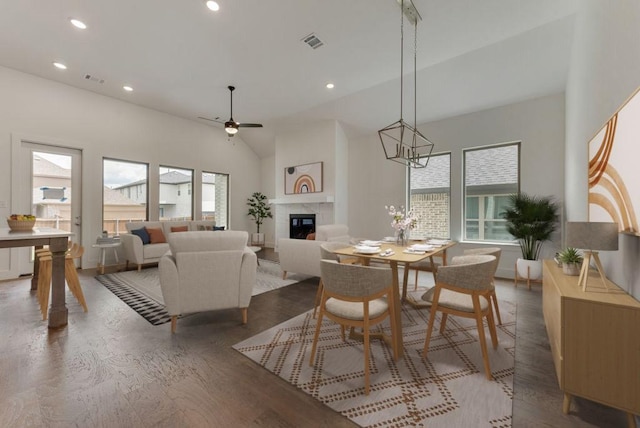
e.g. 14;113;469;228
379;0;434;169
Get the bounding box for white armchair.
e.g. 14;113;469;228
158;230;257;333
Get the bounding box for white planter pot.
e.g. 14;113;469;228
516;258;542;280
562;262;580;276
251;232;265;246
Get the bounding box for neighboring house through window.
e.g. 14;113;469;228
103;158;148;235
463;142;520;242
409;152;451;239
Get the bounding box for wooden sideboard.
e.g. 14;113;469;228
542;260;640;425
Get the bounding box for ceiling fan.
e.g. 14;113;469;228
198;85;263;137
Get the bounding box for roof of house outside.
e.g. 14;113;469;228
33;154;70;178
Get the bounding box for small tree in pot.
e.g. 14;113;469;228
247;192;272;245
501;193;559;280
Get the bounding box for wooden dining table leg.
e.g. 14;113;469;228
389;260;404;360
47;237;69;328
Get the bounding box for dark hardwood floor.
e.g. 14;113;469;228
0;248;630;427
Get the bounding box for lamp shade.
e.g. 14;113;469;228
565;222;619;251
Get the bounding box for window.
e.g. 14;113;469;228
159;166;193;220
103;158;148;235
202;171;229;229
408;152;451;239
463;142;520;242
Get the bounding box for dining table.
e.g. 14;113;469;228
0;227;72;328
332;239;456;360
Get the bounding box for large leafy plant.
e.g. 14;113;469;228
246;192;272;234
501;193;559;260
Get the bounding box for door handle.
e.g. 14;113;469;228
75;215;81;226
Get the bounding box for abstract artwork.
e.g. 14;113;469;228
284;161;323;194
588;86;640;236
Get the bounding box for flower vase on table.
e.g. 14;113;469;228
396;229;408;247
385;205;417;248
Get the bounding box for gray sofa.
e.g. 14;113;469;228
120;220;218;271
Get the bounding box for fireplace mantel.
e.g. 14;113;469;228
269;195;334;205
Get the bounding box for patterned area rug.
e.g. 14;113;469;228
233;300;516;427
95;260;309;326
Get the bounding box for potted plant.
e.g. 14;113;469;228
557;247;583;276
501;192;559;280
246;192;272;246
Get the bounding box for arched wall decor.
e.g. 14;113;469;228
588;86;640;236
284;162;323;195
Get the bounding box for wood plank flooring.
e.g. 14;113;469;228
0;249;630;427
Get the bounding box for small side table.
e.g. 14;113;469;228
248;246;262;266
93;242;121;274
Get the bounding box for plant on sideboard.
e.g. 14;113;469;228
501;192;559;280
557;247;583;276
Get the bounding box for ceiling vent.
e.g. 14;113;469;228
301;33;324;49
84;74;105;84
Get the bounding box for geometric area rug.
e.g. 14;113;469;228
95;259;310;326
233;300;516;428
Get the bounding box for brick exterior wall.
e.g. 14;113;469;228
410;192;449;239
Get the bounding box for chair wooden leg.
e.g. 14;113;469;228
439;313;448;334
473;295;493;380
241;307;248;324
491;290;502;325
137;264;142;272
363;320;371;395
423;289;441;357
414;269;419;291
170;316;177;333
313;280;323;318
282;271;287;280
309;309;324;366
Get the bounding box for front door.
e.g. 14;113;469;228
3;139;82;279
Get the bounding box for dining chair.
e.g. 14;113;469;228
462;247;502;325
422;254;498;380
309;260;396;395
314;242;359;318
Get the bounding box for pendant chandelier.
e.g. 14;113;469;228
379;0;434;169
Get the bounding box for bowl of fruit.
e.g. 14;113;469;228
7;214;36;231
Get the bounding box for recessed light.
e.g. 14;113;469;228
123;86;133;92
326;83;334;89
206;1;220;11
53;62;67;70
69;18;87;29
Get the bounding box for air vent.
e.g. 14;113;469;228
84;74;105;84
301;33;324;49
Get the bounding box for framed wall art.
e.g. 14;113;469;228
284;161;323;195
588;85;640;236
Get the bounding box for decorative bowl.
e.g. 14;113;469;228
7;218;36;231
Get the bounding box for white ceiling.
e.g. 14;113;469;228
0;0;578;158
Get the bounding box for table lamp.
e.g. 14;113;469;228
565;222;618;291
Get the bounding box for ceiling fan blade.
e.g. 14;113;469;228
238;123;263;128
198;116;224;124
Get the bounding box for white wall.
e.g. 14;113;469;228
348;93;566;279
260;155;276;247
0;66;261;271
565;0;640;297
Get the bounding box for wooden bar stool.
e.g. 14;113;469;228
35;242;88;319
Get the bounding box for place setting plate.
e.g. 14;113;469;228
360;240;383;246
354;245;381;254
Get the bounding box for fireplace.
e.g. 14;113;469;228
290;214;316;239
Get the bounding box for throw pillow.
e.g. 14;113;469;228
131;227;150;245
306;233;316;240
146;227;167;244
171;225;189;232
197;225;214;231
213;226;225;231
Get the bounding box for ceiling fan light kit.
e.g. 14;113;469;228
379;0;434;169
200;85;263;137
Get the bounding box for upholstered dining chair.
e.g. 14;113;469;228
309;260;396;395
314;242;359;318
462;247;502;325
422;254;498;380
